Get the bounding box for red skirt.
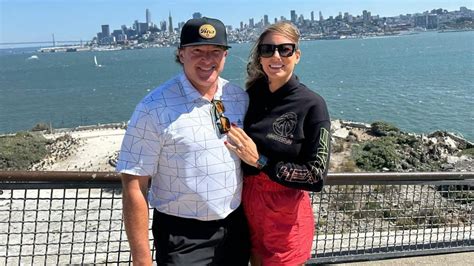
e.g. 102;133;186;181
242;172;314;266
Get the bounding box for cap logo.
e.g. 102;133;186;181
199;24;216;39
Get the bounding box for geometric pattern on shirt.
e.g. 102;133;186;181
116;73;249;221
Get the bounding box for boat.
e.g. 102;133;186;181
27;55;39;60
94;56;102;67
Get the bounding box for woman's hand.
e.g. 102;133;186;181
225;125;259;168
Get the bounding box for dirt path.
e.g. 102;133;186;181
43;128;125;171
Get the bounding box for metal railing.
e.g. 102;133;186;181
0;171;473;265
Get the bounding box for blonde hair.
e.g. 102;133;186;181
245;22;300;89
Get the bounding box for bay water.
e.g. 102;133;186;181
0;31;473;140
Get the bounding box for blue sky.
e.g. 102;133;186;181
1;0;473;43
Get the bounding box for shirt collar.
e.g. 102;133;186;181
179;72;224;102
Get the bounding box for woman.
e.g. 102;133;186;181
225;22;331;265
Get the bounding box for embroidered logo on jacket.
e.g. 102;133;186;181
276;127;330;183
267;112;298;145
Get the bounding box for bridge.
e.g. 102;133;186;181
0;40;85;46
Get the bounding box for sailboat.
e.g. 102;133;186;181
94;56;102;67
27;55;39;60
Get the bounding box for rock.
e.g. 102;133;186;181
331;119;342;130
349;130;362;142
447;156;460;164
347;135;358;142
444;136;458;151
333;127;350;139
441;163;454;170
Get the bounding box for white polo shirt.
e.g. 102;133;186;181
116;73;249;221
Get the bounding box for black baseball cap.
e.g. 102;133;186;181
180;17;231;49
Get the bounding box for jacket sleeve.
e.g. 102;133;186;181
262;120;331;192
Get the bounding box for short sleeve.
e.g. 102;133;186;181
116;102;162;177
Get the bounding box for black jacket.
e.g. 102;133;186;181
243;74;331;192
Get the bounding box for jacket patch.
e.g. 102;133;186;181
266;112;298;145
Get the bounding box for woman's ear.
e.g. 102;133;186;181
295;49;301;64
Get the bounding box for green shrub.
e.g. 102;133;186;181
352;137;401;171
31;122;51;132
0;132;50;170
460;148;474;157
371;121;400;136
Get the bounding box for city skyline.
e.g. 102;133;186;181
1;0;473;44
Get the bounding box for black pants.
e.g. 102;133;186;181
152;206;250;266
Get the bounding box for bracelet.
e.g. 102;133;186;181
256;154;268;170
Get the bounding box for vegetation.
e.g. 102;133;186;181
370;121;400;137
352;137;401;171
460;148;474;157
0;132;51;170
31;122;51;132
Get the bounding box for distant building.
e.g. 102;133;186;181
112;29;127;43
363;10;372;24
160;21;167;32
134;20;148;35
264;15;269;26
415;14;438;29
193;12;202;19
291;10;297;23
146;8;151;25
101;25;110;37
319;11;324;22
311;11;314;22
298;15;304;24
168;12;173;33
249;18;254;28
138;23;149;35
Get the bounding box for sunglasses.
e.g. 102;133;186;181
258;43;296;58
211;99;231;134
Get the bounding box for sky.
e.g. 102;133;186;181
1;0;473;44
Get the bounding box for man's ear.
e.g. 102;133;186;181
178;49;185;63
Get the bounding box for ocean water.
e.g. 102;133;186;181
0;31;473;140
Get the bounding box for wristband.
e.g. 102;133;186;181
256;154;268;170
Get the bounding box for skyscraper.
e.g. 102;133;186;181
363;10;371;24
264;15;269;26
101;25;110;37
168;11;173;33
146;9;151;25
160;21;167;32
291;10;297;23
193;12;202;19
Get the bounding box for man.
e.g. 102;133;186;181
116;17;250;265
